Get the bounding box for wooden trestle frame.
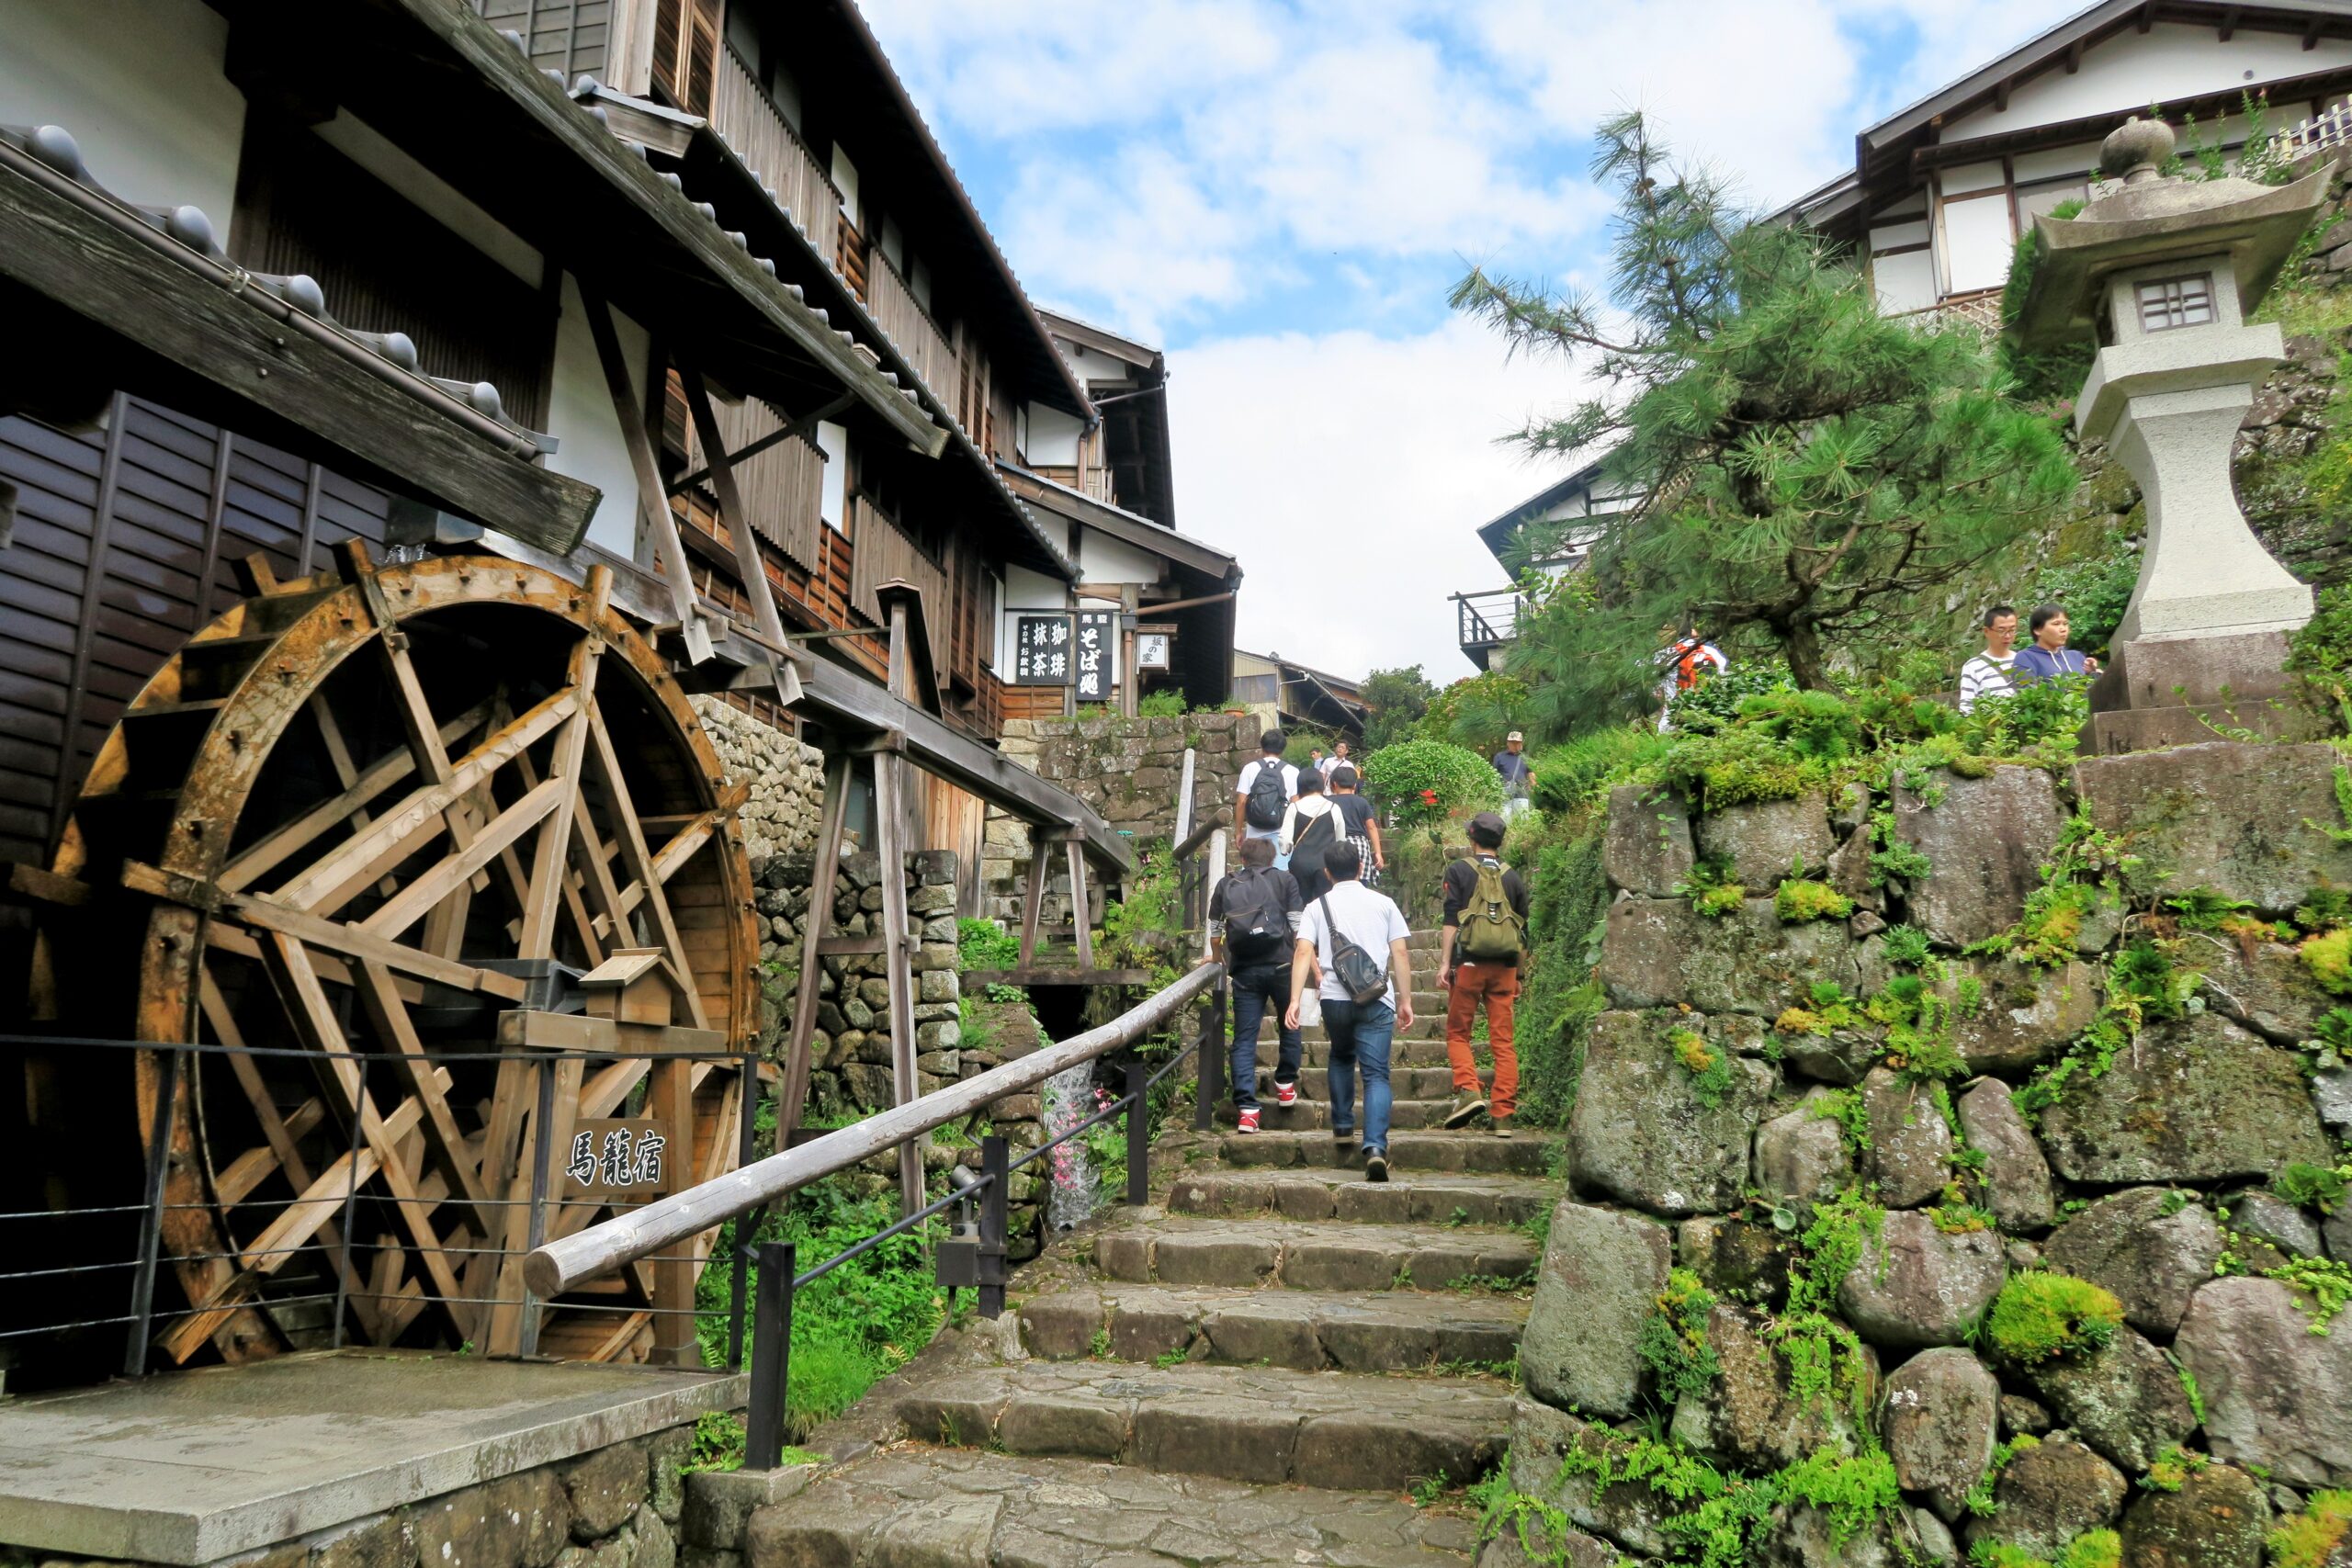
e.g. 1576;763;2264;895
39;549;757;1366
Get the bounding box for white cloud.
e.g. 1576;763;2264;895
1167;316;1600;681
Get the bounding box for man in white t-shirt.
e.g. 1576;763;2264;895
1958;604;2019;714
1234;729;1300;865
1284;840;1415;1181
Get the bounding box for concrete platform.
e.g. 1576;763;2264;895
0;1349;745;1565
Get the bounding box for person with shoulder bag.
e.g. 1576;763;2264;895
1285;840;1414;1181
1204;838;1306;1134
1280;768;1347;901
1437;812;1531;1137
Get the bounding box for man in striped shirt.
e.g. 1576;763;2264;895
1958;604;2019;714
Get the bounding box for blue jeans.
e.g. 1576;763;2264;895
1323;998;1395;1152
1228;965;1301;1111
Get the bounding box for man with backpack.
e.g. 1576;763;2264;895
1234;729;1298;865
1285;840;1414;1181
1279;768;1348;901
1206;836;1306;1134
1437;811;1531;1138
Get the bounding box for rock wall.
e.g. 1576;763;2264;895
1502;739;2352;1567
981;713;1253;924
690;698;825;863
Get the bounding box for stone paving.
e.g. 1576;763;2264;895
748;928;1561;1565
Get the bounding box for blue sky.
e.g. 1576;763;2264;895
861;0;2064;679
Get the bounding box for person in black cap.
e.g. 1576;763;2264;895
1437;811;1530;1136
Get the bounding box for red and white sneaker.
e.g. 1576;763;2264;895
1237;1108;1261;1134
1274;1080;1298;1108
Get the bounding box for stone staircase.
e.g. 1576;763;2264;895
749;927;1564;1565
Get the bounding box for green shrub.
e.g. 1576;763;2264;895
1775;878;1853;924
2290;584;2352;734
1737;688;1862;762
2271;1490;2352;1568
1664;662;1790;733
1136;689;1186;717
1528;725;1674;814
956;917;1021;973
1985;1270;2124;1365
2304;928;2352;995
1637;1268;1722;1403
2278;1162;2350;1214
1670;1027;1735;1108
1360;739;1506;828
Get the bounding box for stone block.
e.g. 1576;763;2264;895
1567;1011;1775;1216
2042;1186;2223;1337
1520;1200;1673;1419
2075;740;2352;915
917;969;957;1004
645;1427;693;1526
2176;1275;2352;1487
2037;1012;2331;1184
562;1443;648;1541
2120;1462;2270;1568
1669;1299;1868;1472
1602;785;1695;897
1894;766;2066;949
1882;1347;1998;1523
684;1464;812;1555
1860;1066;1953;1209
1694;794;1834;888
1838;1209;2006;1349
1961;1438;2125;1564
412;1468;571;1568
1943;958;2101;1074
1956;1078;2053;1233
2020;1322;2197;1474
1753;1094;1853;1213
1600;897;1880;1017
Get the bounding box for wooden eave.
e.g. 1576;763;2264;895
1905;61;2352;175
997;463;1237;581
798;0;1094;419
0;131;601;548
667;127;1076;580
243;0;945;457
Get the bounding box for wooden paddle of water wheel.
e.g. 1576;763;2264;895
35;546;757;1367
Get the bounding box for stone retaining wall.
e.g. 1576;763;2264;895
1501;739;2352;1565
688;699;825;864
981;712;1253;925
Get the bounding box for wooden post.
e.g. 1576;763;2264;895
1067;835;1094;971
1201;828;1227;961
780;751;853;1147
681;366;800;707
648;1055;696;1363
582;290;711;662
1172;749;1196;848
872;747;924;1217
1017;834;1051;967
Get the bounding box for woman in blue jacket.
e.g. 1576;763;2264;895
2013;604;2100;683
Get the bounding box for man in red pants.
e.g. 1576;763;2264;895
1437;811;1530;1137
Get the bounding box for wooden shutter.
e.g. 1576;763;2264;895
650;0;721;115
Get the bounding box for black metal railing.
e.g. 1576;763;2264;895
1453;587;1526;651
730;979;1227;1467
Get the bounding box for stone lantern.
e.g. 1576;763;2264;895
2014;116;2332;752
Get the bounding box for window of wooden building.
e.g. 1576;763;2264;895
650;0;722;116
229;115;554;431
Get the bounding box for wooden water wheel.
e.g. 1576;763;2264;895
37;547;757;1367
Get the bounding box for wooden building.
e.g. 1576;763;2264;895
1774;0;2352;329
1229;650;1367;744
1450;459;1645;671
0;0;1136;1386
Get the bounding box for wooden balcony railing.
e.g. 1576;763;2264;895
710;43;841;265
1080;468;1117;506
866;248;958;404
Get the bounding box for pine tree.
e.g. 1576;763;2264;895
1361;665;1439;750
1453;112;2076;719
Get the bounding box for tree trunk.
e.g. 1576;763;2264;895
1784;619;1838;694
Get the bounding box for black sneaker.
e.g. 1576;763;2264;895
1365;1149;1389;1182
1332;1125;1358;1145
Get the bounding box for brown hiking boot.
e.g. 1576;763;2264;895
1443;1094;1488;1129
1490;1115;1515;1139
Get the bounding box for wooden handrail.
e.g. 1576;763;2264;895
522;961;1223;1295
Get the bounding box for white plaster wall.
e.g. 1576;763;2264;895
1940;195;2016;294
0;0;246;220
547;274;654;559
996;562;1069;671
1873;249;1939;314
1075;527;1166;588
1026;403;1084;467
1944;23;2352;141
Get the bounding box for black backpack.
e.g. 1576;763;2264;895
1223;868;1290;964
1244;761;1288;829
1288;807;1343;884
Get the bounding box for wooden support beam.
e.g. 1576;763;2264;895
681;364;800;711
517;610;605;958
873;750;924;1218
779;751;852;1146
583;704;708;1031
583;290;710;662
665;391;855;496
495;1009;727;1055
1017;836;1051;969
814;934;886;957
1067;838;1094;971
649;1057;696;1364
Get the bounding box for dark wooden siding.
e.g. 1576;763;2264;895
231;114;555;433
0;400;390;873
474;0;611;81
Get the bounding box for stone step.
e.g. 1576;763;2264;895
1270;1064;1464;1099
1017;1282;1528;1374
1167;1167;1554;1228
1295;1034;1463;1066
894;1360;1510;1495
749;1446;1481;1562
1286;1013;1448;1043
1217;1129;1557;1175
1224;1095;1468;1131
1092;1215;1537;1292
